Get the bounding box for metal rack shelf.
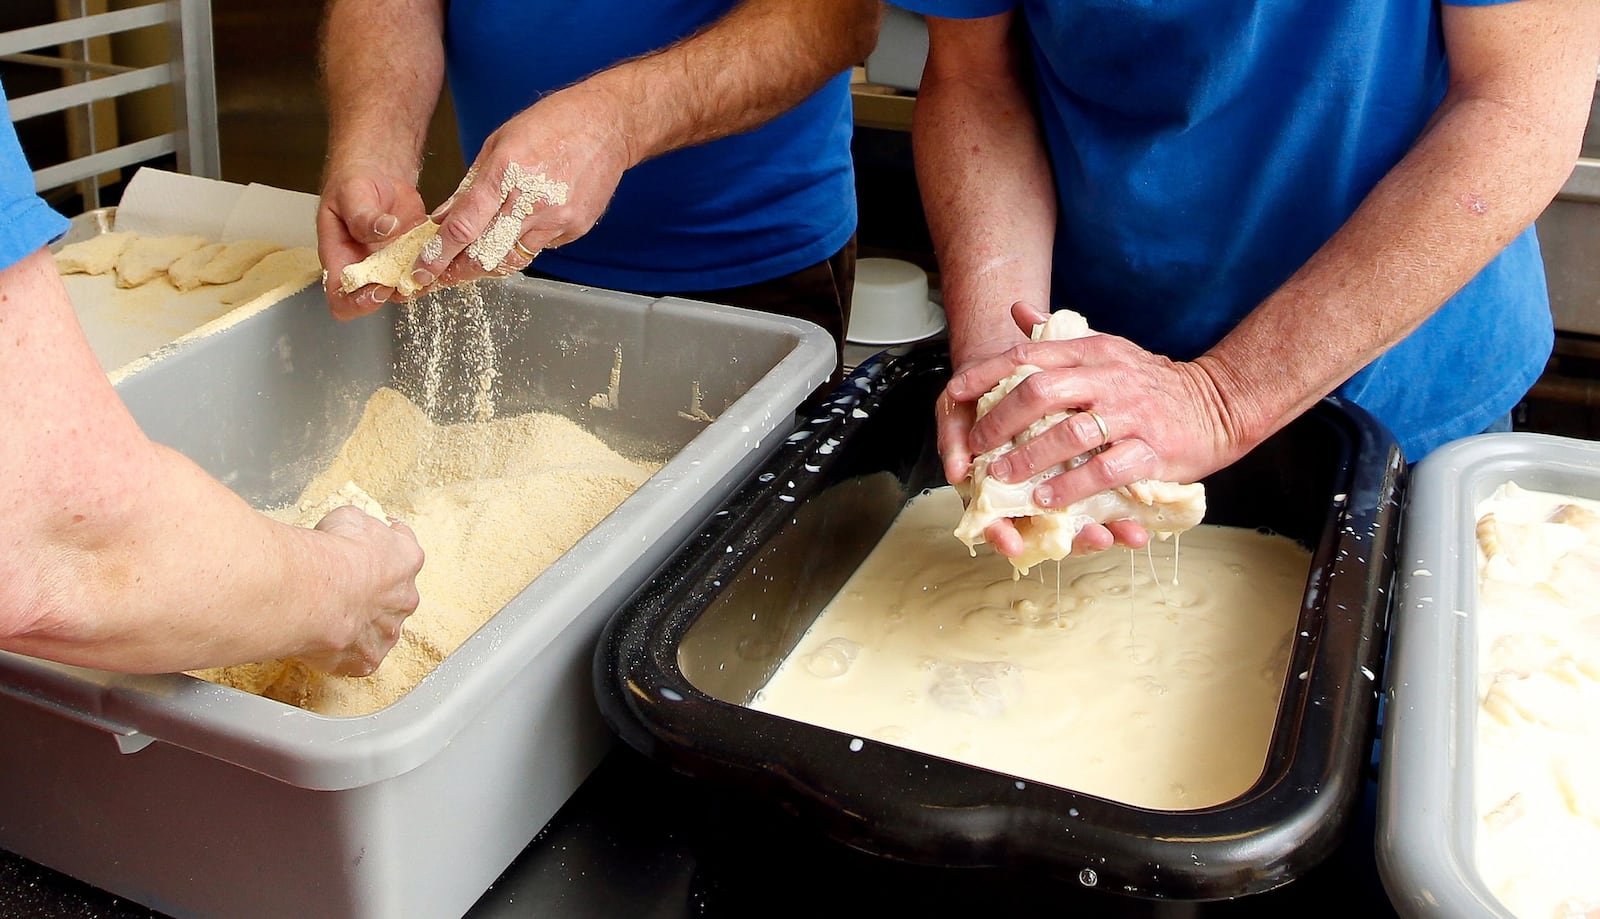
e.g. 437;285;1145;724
1;0;218;211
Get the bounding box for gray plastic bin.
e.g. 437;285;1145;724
0;277;834;919
1377;432;1600;919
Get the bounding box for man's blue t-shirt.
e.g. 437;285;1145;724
0;80;70;270
894;0;1550;460
444;1;858;293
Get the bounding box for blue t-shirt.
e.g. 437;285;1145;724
444;1;858;293
0;81;70;271
893;0;1550;460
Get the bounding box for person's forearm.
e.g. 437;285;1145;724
0;252;365;673
1199;8;1599;450
319;0;448;180
913;16;1056;362
576;0;881;170
14;447;365;673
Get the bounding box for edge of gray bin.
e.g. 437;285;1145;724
1378;432;1600;919
0;292;836;792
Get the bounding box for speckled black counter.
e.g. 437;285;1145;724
0;745;1401;919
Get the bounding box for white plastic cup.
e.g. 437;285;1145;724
848;258;944;344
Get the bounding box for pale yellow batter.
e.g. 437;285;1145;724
751;486;1307;811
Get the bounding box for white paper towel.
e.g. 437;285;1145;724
222;183;321;249
111;169;245;240
61;167;324;375
112;168;319;248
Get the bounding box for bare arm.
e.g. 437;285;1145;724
581;0;883;167
320;0;445;186
316;0;448;316
0;249;422;674
1199;1;1600;452
418;0;884;291
915;13;1058;484
955;0;1599;512
913;14;1143;554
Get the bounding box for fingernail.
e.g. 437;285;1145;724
374;214;398;237
411;268;434;288
1034;484;1054;507
990;458;1012;480
429;196;455;221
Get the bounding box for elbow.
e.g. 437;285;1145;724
1435;97;1591;225
0;474;150;656
1445;80;1597;211
1526;114;1589;215
1551;106;1592;176
0;552;70;657
1524;90;1594;203
839;0;884;71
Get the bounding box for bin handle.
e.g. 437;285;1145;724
34;695;153;753
0;671;155;754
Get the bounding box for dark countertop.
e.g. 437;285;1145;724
0;742;1402;919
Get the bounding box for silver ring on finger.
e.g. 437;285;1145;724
1084;409;1110;449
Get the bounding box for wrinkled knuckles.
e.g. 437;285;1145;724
1016;372;1063;409
1100;441;1156;484
947;370;982;400
437;212;480;247
1080;452;1124;492
1002;446;1045;480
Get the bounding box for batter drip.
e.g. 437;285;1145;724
955;310;1206;574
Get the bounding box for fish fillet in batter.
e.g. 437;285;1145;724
279;481;387;525
954;309;1206;574
217;246;322;306
196;238;284;286
53;231;135;275
165;242;227;291
113;234;211;288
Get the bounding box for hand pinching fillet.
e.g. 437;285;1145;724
954;309;1206;573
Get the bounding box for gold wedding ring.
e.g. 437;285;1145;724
512;239;538;263
1085;409;1110;448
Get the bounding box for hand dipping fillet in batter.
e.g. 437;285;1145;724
751;486;1307;810
190;387;659;716
956;309;1206;574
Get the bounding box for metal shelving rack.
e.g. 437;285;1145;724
0;0;218;212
